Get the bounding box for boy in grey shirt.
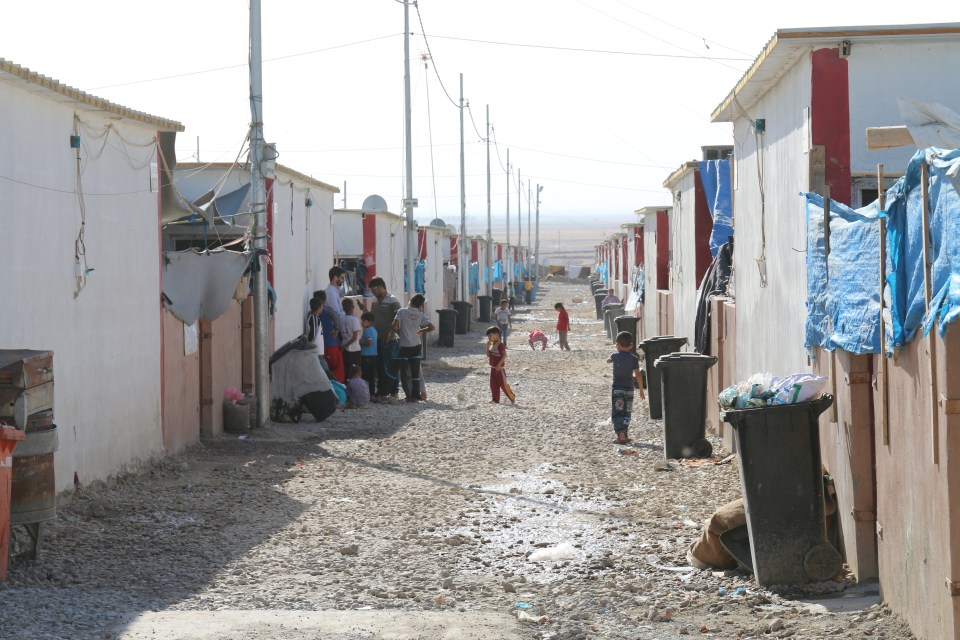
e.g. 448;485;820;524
391;294;435;403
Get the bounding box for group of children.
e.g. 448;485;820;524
485;298;646;445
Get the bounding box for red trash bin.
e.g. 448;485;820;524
0;426;26;580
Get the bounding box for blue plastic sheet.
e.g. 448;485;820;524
699;160;734;257
804;193;881;354
886;148;960;342
469;262;480;294
415;260;425;294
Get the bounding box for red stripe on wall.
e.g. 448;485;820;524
471;240;478;263
450;236;458;266
266;178;274;286
635;226;644;267
693;173;713;283
417;228;427;260
362;214;378;280
811;47;851;205
656;210;669;290
621;237;628;281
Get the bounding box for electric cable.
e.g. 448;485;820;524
412;2;460;109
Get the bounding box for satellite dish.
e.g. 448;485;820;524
429;217;446;228
361;194;389;211
446;224;458;235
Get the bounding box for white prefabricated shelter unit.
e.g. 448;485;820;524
417;223;449;330
0;59;184;489
621;220;644;314
173;163;338;344
332;208;405;303
636;206;672;341
662;163;715;346
711;23;960;378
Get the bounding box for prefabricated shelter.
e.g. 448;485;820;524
711;23;960;639
417;222;450;331
662;163;715;346
0;59;184;488
332;206;405;304
621;220;644;318
634;207;672;338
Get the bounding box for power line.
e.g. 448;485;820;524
90;33;402;90
413;3;460;108
413;32;751;62
610;0;753;57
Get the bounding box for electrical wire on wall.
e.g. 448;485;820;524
72;115;90;298
733;94;767;288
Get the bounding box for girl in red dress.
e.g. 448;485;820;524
485;326;515;404
555;302;571;351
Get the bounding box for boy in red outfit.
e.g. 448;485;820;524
485;326;515;404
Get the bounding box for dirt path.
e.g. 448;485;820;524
0;282;914;639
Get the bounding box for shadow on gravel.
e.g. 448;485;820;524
315;446;640;526
0;437;324;639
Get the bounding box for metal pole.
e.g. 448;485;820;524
403;0;416;303
459;73;467;302
535;184;541;294
249;0;270;428
527;178;532;281
486;104;491;296
517;168;521;279
506;149;511;289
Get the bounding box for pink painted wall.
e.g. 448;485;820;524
162;309;200;454
200;302;244;438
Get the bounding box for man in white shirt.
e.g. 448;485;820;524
391;294;435;403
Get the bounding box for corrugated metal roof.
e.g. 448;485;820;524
711;23;960;123
179;162;340;193
0;58;184;132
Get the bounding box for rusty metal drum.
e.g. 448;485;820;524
11;422;58;526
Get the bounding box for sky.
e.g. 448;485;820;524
1;1;950;247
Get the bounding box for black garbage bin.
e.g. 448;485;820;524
492;288;503;307
477;295;493;323
513;282;524;299
638;336;688;420
604;303;625;339
452;301;472;334
436;309;457;347
654;353;717;459
594;293;605;320
722;394;842;587
614;315;640;352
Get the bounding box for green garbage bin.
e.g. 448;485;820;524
722;394;842;587
614;315;640;353
492;288;503;307
638;336;688;420
477;295;492;323
604;303;625;339
436;309;457;347
654;353;717;459
594;293;605;320
452;301;472;334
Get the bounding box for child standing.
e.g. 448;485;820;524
494;299;512;347
555;302;571;351
486;326;515;404
359;312;378;397
341;298;363;377
607;331;646;443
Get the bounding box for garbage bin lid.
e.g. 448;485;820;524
654;353;718;368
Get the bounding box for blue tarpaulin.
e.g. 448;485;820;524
699;159;734;257
804;193;881;354
469;262;480;294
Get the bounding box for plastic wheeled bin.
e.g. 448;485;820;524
492;288;503;307
513;282;524;299
614;316;641;353
721;394;842;587
0;426;26;580
638;336;688;420
477;295;493;323
452;301;472;334
654;353;717;459
594;293;606;320
436;309;457;347
604;304;625;339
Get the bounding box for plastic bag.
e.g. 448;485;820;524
224;386;245;403
529;542;578;562
769;374;827;405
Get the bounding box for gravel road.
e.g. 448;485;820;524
0;281;915;640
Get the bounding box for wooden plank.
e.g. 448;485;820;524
878;164;890;446
921;161;940;464
866;126;914;150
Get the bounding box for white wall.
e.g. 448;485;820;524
422;227;446;329
732;52;813;379
273;176;335;343
847;40;960;173
332;211;363;256
667;171;700;345
377;213;405;301
0;85;165;489
643;214;659;340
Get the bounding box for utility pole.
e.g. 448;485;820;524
535;184;542;294
249;0;270;428
402;0;416;303
527;178;532;281
505;149;510;288
517;168;522;281
459;73;467;302
485;105;491;297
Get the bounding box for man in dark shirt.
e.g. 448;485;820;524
368;276;402;400
607;331;646;444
